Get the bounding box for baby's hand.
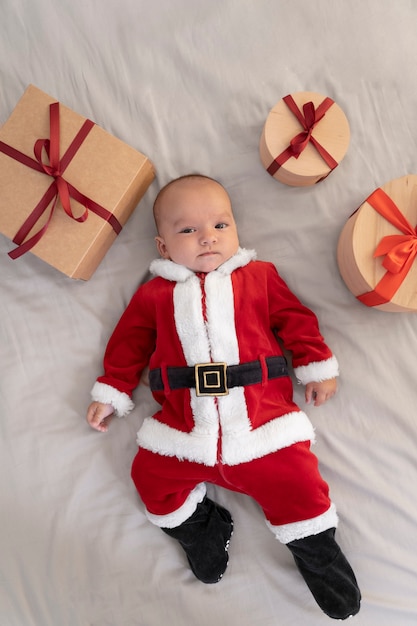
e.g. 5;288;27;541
305;378;337;407
86;401;115;432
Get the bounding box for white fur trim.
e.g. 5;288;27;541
137;409;315;467
149;258;194;282
137;411;219;465
173;277;211;363
145;483;207;528
221;409;316;466
266;503;339;543
149;247;256;283
294;355;339;385
90;381;134;417
216;247;256;275
204;270;241;364
217;387;252;445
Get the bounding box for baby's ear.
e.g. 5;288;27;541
155;236;170;258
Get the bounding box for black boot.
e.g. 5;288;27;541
286;528;361;620
161;496;233;584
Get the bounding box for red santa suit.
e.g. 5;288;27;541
91;248;339;543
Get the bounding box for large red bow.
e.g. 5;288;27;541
357;187;417;307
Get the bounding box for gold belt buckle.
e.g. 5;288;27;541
195;362;228;396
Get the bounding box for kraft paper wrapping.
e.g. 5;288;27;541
0;85;155;279
337;175;417;312
260;91;350;187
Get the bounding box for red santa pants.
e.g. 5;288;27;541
131;440;331;528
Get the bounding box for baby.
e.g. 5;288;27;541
87;174;361;620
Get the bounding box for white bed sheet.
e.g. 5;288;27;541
1;1;417;624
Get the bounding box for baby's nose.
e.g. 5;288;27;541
200;228;217;244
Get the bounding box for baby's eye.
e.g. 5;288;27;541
215;223;228;229
180;227;196;234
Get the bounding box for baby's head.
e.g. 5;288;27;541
153;174;240;273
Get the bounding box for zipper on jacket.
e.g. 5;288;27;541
197;272;223;468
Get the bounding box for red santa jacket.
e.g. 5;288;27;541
91;248;338;466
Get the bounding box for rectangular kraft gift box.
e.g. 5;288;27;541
0;85;155;279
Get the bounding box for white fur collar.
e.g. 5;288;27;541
149;247;257;282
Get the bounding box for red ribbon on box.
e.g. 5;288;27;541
267;95;339;176
357;187;417;307
0;101;122;259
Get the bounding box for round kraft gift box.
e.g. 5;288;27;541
259;91;350;187
337;174;417;312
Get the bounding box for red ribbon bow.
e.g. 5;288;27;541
357;187;417;307
0;101;122;259
267;95;339;177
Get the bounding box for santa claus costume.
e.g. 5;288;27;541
91;248;360;620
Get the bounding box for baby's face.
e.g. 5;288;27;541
155;178;240;273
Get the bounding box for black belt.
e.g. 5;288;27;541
149;356;288;397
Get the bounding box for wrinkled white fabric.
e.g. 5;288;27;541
1;1;417;624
